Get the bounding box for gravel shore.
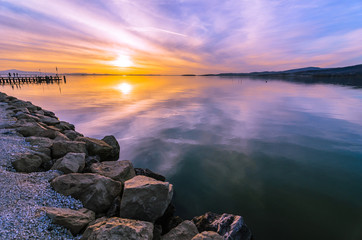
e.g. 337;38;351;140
0;101;83;239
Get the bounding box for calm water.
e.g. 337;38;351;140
2;76;362;239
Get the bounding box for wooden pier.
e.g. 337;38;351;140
0;75;66;85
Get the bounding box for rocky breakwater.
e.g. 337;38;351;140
0;92;252;240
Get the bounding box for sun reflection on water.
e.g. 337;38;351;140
116;82;133;94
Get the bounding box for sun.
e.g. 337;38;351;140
113;55;133;68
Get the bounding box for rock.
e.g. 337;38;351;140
51;152;86;173
16;121;57;139
43;207;95;235
54;132;70;141
82;217;154;240
90;160;135;182
15;112;40;122
63;130;82;140
55;121;75;131
43;109;56;117
192;231;223;240
102;135;120;161
51;173;122;213
192;212;252;240
26;136;53;157
106;196;121;218
134;168;166;181
119;176;173;222
12;153;43;173
39;115;60;125
51;140;87;159
161;220;199;240
83;155;101;173
75;137;113;161
155;203;183;234
153;225;162;240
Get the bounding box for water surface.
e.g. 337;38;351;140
2;76;362;240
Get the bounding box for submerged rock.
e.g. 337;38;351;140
51;173;122;213
192;231;223;240
82;217;154;240
51;152;86;173
161;220;199;240
90;160;135;182
42;207;95;235
120;176;173;222
192;212;252;240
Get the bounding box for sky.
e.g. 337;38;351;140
0;0;362;74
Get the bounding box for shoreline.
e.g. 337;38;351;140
0;91;252;239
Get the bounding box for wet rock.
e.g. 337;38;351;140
82;217;154;240
161;220;198;240
192;231;223;240
51;152;86;173
51;140;87;159
101;135;120;161
134;168;166;181
90;160;135;182
51;173;122;213
43;207;95;235
75;137;113;161
120;176;173;222
12;153;43;173
192;212;252;240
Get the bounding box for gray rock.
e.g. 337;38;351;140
53;132;70;141
192;231;223;240
161;220;199;240
102;135;120;161
82;217;154;240
90;160;135;182
51;140;87;159
12;153;43;173
75;137;113;161
192;212;252;240
120;176;173;222
43;207;95;235
26;137;53;158
51;173;122;213
83;155;101;173
135;168;166;181
51;152;86;173
55;121;75;131
39;115;60;126
63;130;82;140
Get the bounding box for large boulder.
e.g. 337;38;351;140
119;176;173;222
192;212;252;240
76;137;113;161
51;152;86;173
161;220;199;240
12;153;42;173
26;136;53;157
102;135;120;161
82;217;154;240
42;207;95;235
51;140;87;159
55;121;75;131
51;173;122;213
90;160;135;182
63;130;83;141
192;231;223;240
39;115;60;126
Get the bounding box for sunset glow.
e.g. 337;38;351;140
0;1;362;74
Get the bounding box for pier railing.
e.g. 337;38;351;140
0;75;66;85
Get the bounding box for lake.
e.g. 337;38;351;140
1;75;362;240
